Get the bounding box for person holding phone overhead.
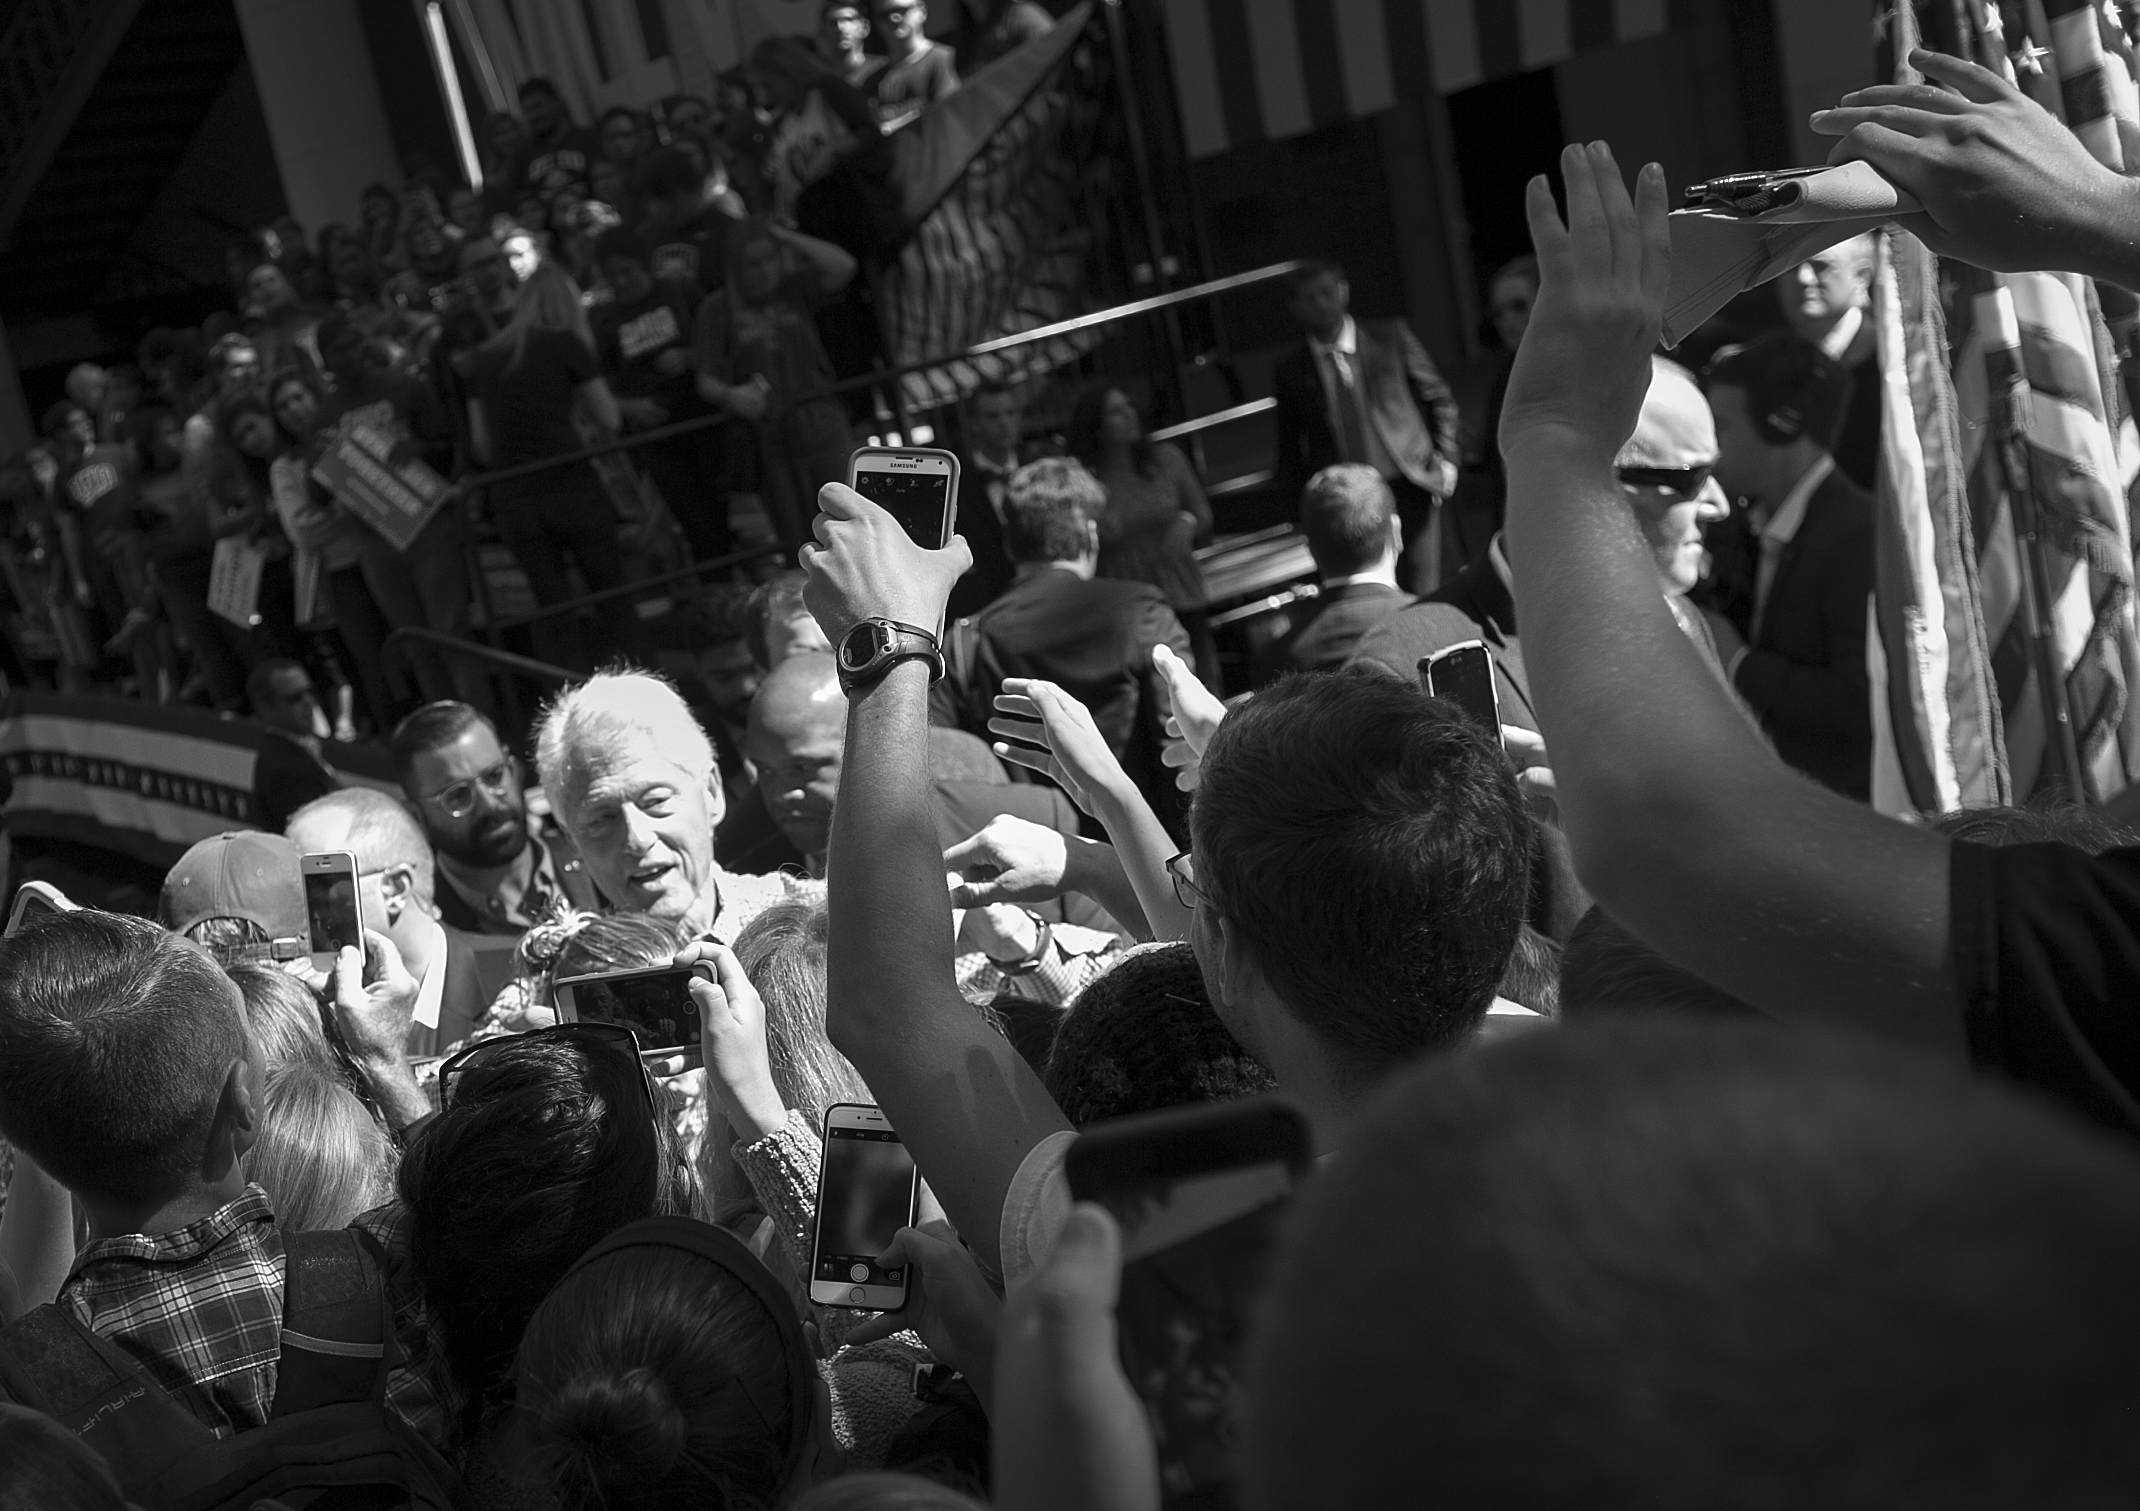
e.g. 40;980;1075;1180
695;216;860;554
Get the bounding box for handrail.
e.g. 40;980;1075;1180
383;626;576;686
492;541;782;633
1147;396;1277;444
458;260;1308;492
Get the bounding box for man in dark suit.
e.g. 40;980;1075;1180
933;457;1194;822
1273;260;1462;591
1252;464;1415;686
947;380;1029;619
1704;333;1873;800
285;787;490;1057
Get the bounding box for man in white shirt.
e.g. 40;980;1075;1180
1703;332;1873;800
1777;233;1880;488
286;788;488;1055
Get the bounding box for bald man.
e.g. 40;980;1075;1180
286;786;490;1055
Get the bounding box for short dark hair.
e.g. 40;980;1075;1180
1297;464;1395;575
1558;904;1758;1019
1243;1017;2140;1507
1933;801;2137;852
518;75;562;103
597;104;640;132
1044;944;1275;1126
1192;671;1530;1083
744;572;812;672
1496;923;1560;1016
0;912;245;1201
592;224;649;269
969;379;1015;405
389;700;494;792
246;656;311;710
1704;332;1853;451
1286;258;1344;292
634;145;702;201
1001;458;1102;563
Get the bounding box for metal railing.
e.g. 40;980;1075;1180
383;626;576;688
459;260;1307;494
490;542;782;634
1147;396;1276;445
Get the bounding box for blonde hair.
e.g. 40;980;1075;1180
248;1062;397;1230
490;260;595;371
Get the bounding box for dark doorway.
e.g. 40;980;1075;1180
1446;66;1565;301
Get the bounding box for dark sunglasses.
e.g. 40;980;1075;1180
438;1021;655;1115
1615;464;1714;497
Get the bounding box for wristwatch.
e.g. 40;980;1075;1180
836;616;944;693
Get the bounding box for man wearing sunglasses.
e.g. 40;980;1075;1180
1701;333;1873;801
1349;356;1735;733
390;701;602;937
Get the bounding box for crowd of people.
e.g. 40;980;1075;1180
0;0;1058;737
8;34;2140;1511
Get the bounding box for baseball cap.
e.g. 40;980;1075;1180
1616;356;1717;471
161;831;308;961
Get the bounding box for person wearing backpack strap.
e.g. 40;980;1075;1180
0;913;453;1482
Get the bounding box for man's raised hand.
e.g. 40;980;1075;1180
1497;143;1672;472
798;480;973;646
988;679;1134;817
944;814;1071;907
1812;49;2138;280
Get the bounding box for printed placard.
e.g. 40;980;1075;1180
311;422;449;553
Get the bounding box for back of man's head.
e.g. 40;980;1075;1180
288;787;436;908
1298;464;1395;577
1001;458;1103;564
0;912;245;1202
1192;671;1528;1083
1243;1017;2140;1510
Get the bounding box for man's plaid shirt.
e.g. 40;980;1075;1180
57;1185;453;1445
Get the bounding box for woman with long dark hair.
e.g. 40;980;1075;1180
1067;382;1219;682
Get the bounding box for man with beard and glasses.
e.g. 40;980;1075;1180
390;701;603;937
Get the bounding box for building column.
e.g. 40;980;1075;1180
233;0;402;238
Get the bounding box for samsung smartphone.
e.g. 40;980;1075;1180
4;881;76;936
1421;640;1503;749
1065;1097;1313;1510
554;963;702;1055
810;1103;919;1311
300;850;364;973
848;446;959;550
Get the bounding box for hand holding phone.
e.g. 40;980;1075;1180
1420;641;1505;753
555;963;703;1055
810;1104;919;1311
801;471;972;647
848;446;959;550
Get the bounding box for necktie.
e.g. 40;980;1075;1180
1328;348;1373;467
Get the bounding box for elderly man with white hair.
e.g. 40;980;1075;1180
534;668;817;939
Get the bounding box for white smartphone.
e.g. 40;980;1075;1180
848;446;959;550
554;963;702;1055
300;850;364;973
809;1103;919;1311
1421;640;1504;751
5;881;76;936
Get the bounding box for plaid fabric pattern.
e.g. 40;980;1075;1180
60;1186;284;1438
57;1187;455;1451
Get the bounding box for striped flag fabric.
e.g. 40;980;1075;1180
1158;0;1669;158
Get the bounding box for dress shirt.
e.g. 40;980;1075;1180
410;912;447;1031
1308;316;1397;477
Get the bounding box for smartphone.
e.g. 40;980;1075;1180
5;881;76;936
809;1103;919;1311
300;850;364;972
848;446;959;550
1421;640;1503;749
553;963;702;1054
1065;1096;1313;1510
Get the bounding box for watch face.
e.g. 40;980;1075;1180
839;620;890;673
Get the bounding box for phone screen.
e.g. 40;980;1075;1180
1103;1161;1296;1508
1425;645;1500;738
814;1125;916;1288
565;967;700;1051
851;464;952;548
303;867;362;956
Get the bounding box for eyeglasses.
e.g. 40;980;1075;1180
437;1021;656;1115
421;755;518;819
1615;464;1714;498
1167;850;1208;911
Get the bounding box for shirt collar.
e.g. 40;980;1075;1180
1761;453;1835;548
1324;568;1399;590
1309;315;1357;356
412;913;447;1030
70;1184;276;1278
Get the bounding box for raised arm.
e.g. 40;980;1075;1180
1502;142;1957;1055
773;223;859;296
803;484;1071;1272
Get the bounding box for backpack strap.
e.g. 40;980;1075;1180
268;1229;392;1418
0;1302;213;1486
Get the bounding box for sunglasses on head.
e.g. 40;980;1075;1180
437;1020;656;1115
1615;464;1714;496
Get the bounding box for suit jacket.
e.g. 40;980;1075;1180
933;568;1193;820
946;450;1020;619
1251;580;1416;686
432;826;604;936
1731;467;1874;800
254;732;340;832
1346;551;1539;735
405;924;491;1058
1273;318;1461;509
